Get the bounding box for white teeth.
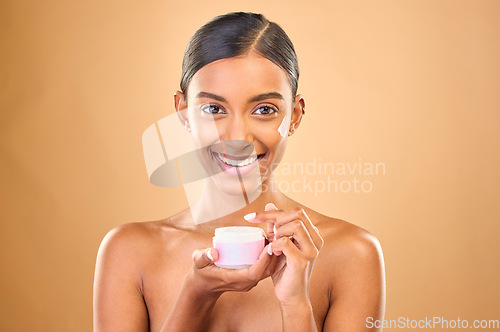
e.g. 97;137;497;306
215;153;259;167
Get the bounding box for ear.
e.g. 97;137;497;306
174;91;190;132
289;94;305;136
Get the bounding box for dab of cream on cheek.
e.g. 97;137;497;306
213;226;265;269
277;114;291;137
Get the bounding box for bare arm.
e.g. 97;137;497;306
280;300;317;331
323;231;386;331
94;222;275;332
160;246;274;331
93;224;149;332
159;250;220;332
248;204;324;332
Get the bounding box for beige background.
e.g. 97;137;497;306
1;0;499;330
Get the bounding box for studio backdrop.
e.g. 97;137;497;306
1;0;499;331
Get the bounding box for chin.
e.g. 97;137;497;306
210;172;264;199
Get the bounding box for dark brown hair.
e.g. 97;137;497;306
180;12;299;103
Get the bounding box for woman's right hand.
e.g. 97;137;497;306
185;244;275;299
161;245;274;331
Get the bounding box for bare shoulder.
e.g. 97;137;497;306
98;221;156;257
277;200;383;264
293;208;386;327
94;209;195;285
301;206;382;251
100;221;155;247
97;212;193;261
300;206;385;284
319;216;382;261
94;213;194;300
93;213;194;330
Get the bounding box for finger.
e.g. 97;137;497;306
275;221;318;259
245;210;281;222
248;208;323;249
275;220;313;248
244;203;279;241
274;208;323;250
192;248;219;269
265;203;278;242
263;253;281;277
245;205;323;250
269;236;302;262
275;254;287;272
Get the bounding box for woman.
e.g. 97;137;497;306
93;12;385;331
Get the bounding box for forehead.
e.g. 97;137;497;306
188;52;292;103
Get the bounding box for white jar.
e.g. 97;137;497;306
213;226;266;269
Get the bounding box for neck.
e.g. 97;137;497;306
187;174;286;227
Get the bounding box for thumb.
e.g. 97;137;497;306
192;248;219;269
265;202;278;241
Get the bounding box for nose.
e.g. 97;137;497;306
223;139;254;156
219;115;254;155
223;114;254;143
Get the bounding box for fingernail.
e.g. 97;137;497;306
244;212;256;221
206;248;213;261
265;202;277;210
273;224;277;240
268;243;273;255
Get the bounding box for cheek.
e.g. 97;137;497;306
188;118;221;148
253;124;283;149
253;114;290;149
195;128;220;146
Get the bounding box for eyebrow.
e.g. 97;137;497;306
195;91;284;103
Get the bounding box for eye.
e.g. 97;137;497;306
200;104;226;114
253;105;278;115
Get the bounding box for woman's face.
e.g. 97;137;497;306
175;51;304;196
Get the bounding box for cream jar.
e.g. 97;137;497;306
213;226;266;269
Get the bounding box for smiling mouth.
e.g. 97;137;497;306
212;152;266;167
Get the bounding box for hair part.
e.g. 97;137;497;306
180;12;299;104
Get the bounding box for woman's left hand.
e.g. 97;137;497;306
245;203;324;306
